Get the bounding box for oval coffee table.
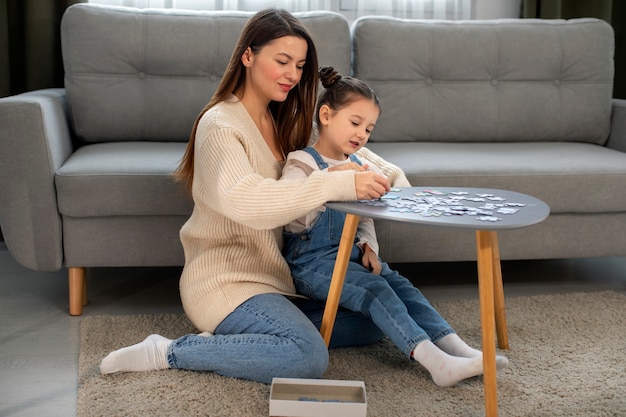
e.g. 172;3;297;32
322;187;550;417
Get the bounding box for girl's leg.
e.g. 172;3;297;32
411;340;484;387
101;293;329;384
292;260;500;386
293;260;431;358
293;297;384;349
435;333;508;368
379;263;509;369
377;263;455;342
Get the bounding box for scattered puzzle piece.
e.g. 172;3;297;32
357;190;527;221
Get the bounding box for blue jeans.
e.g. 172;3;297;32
289;252;455;358
167;293;383;383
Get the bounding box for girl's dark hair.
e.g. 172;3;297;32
316;66;381;126
175;8;319;193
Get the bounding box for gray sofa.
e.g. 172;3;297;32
0;4;624;315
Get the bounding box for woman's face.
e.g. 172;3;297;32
242;35;308;104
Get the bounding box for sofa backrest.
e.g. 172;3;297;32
352;17;614;145
61;4;351;143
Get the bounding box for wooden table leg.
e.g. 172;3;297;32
475;230;499;417
319;213;360;347
490;233;509;350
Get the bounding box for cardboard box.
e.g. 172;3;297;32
269;378;367;417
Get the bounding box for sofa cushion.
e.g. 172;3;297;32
352;17;614;145
366;141;626;214
61;4;351;143
55;142;192;217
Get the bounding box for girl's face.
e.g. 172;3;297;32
316;97;380;160
241;35;308;104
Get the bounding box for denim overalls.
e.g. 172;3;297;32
283;147;455;359
283;147;364;265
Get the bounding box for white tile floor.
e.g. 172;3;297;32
0;240;624;416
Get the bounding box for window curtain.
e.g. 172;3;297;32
89;0;472;20
0;0;84;98
521;0;626;98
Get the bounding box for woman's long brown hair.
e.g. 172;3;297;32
174;8;319;194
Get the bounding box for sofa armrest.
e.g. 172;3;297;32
0;88;73;271
607;99;626;152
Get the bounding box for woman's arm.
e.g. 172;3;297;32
356;147;411;187
194;127;357;230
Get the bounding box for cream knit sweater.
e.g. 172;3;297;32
179;96;410;332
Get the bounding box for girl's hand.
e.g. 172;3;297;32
328;162;369;173
354;172;390;200
361;243;382;275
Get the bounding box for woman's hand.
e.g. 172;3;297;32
354;172;390;200
361;243;382;275
328;162;369;173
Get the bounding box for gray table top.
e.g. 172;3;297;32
326;187;550;231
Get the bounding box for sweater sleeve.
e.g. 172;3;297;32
193;114;357;230
356;147;411;187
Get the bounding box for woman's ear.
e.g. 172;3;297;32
318;104;331;125
241;47;253;67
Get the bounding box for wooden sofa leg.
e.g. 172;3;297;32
68;267;87;316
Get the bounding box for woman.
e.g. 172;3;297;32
100;8;402;384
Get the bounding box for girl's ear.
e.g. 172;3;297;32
241;47;253;67
318;104;332;125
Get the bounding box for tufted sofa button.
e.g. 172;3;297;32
138;72;146;79
491;79;498;86
425;78;433;85
554;79;560;86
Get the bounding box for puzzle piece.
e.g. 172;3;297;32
477;216;502;222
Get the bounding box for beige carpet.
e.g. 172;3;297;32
78;291;626;417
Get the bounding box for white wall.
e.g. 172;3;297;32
474;0;522;19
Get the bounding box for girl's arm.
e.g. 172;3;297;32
356;218;379;256
361;241;383;275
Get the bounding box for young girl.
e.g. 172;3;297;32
99;9;404;384
281;66;509;387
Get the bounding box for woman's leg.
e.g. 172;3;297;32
101;293;329;384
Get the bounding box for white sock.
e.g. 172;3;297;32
412;340;484;387
435;333;509;370
100;334;172;374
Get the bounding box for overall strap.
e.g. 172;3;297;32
303;146;364;169
349;153;364;166
303;147;328;170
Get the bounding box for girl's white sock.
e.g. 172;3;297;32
435;333;509;370
412;340;484;387
100;334;171;374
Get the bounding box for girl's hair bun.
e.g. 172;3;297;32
319;66;341;89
